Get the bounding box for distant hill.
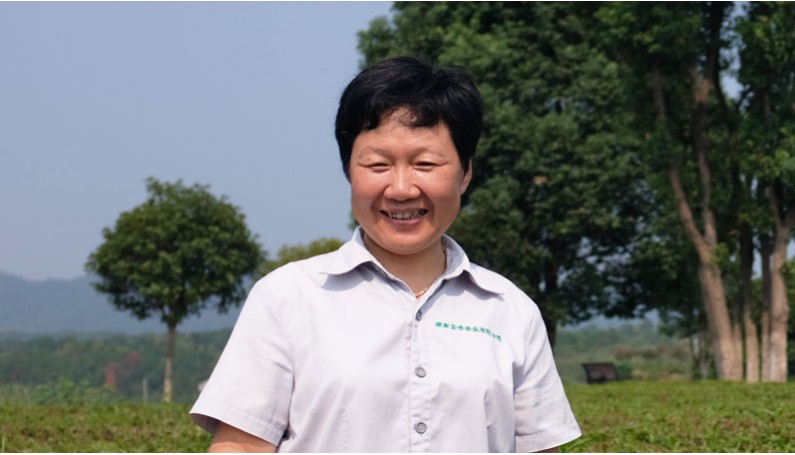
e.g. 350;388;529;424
0;270;242;335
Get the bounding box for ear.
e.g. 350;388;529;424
460;160;473;195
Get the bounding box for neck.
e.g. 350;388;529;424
362;234;447;297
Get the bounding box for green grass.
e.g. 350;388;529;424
1;381;793;452
562;381;795;452
0;403;211;452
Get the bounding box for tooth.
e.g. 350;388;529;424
391;211;419;219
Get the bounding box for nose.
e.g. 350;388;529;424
384;167;421;201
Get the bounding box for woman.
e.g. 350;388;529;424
191;56;581;452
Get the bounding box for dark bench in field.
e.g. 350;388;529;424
582;362;620;384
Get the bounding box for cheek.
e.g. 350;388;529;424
350;179;378;210
420;179;466;203
350;170;391;196
350;188;368;225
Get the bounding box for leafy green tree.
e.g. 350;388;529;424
258;237;344;276
86;178;262;401
736;1;795;382
596;2;747;380
596;1;795;382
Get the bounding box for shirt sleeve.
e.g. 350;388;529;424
190;276;293;446
513;301;582;452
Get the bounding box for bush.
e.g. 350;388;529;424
563;381;795;452
0;402;211;452
29;378;123;405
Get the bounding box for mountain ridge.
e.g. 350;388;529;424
0;270;242;335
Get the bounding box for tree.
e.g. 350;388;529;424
258;237;344;276
86;178;262;402
593;1;795;381
736;2;795;382
596;2;746;380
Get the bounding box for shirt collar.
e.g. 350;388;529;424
321;227;504;296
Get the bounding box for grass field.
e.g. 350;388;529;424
0;403;210;452
563;381;795;452
1;381;793;452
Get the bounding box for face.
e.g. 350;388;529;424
349;111;472;260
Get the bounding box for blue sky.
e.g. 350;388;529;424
0;2;393;281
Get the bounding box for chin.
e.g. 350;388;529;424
382;237;440;256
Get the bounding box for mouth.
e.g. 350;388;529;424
382;209;428;220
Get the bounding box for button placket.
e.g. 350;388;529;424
408;303;432;451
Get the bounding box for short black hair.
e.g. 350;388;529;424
335;56;483;180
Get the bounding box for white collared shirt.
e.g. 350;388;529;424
190;228;581;452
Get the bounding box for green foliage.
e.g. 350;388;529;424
258;237;344;277
0;331;231;404
1;382;793;452
0;403;211;452
86;178;263;327
28;379;122;406
612;211;706;337
563;381;795;452
737;2;795;210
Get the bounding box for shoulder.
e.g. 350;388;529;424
268;248;340;278
256;248;341;293
444;235;534;306
462;261;544;324
241;249;344;324
466;261;532;302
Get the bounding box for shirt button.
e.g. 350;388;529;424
415;310;423;321
415;367;427;378
415;422;427;434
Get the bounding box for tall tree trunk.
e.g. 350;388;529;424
687;2;742;380
759;233;773;380
667;155;740;380
663;154;742;381
693;259;742;380
163;322;176;403
692;328;711;380
729;105;757;382
545;318;558;351
731;318;743;378
767;189;794;382
739;221;759;382
543;261;560;349
651;40;741;380
768;238;789;382
742;304;759;382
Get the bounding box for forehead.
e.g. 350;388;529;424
354;111;452;151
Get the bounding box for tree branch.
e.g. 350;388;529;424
667;165;710;263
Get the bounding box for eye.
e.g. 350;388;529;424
415;161;438;170
368;162;390;172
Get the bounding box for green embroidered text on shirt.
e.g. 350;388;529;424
435;321;501;342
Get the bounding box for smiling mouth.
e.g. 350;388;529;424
383;209;428;220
